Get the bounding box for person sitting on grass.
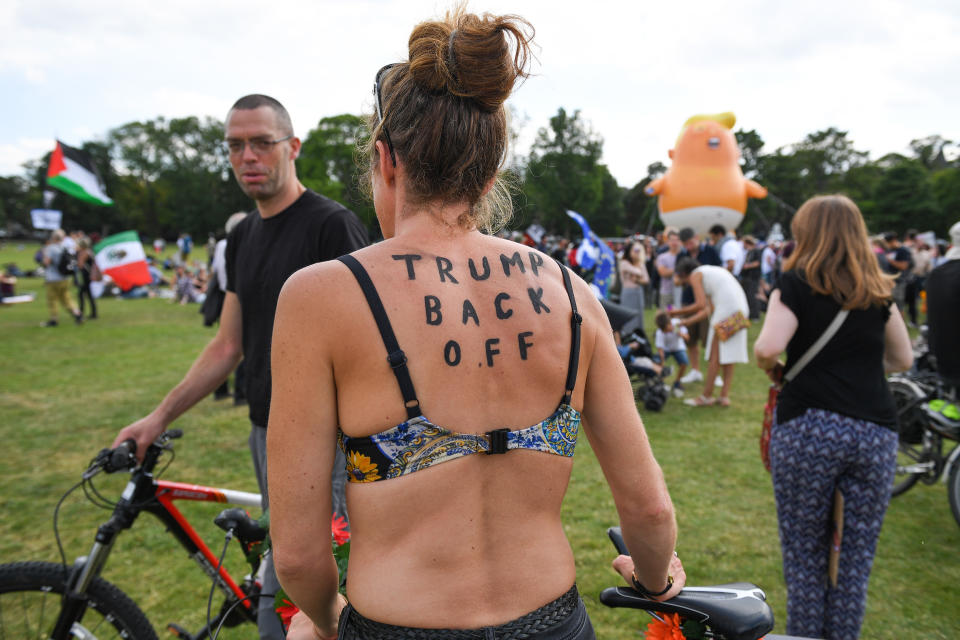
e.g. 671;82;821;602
173;265;202;305
654;310;689;397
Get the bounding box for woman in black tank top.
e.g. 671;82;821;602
754;195;912;640
267;9;684;640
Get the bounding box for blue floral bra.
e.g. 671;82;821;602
336;254;583;483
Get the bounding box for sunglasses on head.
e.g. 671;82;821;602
374;64;399;167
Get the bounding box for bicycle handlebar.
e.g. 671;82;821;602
602;527;775;639
85;429;185;478
108;439;137;472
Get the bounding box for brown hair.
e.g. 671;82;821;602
621;239;645;266
784;194;895;309
655;310;670;331
363;6;534;232
228;94;294;137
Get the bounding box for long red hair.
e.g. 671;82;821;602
783;194;894;309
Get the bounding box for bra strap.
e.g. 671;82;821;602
338;255;422;419
556;260;582;405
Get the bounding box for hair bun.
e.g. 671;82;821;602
408;9;534;111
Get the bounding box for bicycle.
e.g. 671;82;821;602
3;433;786;640
0;430;268;640
600;527;775;640
888;366;960;528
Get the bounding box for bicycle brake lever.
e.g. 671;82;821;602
156;428;184;448
83;448;112;479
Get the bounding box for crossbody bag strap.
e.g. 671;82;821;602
783;309;850;383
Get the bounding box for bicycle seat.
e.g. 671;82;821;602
600;583;774;640
926;399;960;440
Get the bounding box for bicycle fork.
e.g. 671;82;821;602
51;479;142;639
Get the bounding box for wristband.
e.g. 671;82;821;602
631;571;673;597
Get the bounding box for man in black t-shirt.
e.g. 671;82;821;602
926;253;960;387
113;94;369;640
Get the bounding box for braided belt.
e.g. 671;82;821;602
341;585;581;640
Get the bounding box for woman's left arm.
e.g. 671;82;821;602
754;289;798;372
882;307;913;373
268;266;345;640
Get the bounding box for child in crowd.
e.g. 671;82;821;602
655;310;689;397
614;330;670;379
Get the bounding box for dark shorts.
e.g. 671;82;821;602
337;584;594;640
686;317;709;346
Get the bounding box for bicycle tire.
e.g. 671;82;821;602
889;377;934;497
0;561;159;640
948;460;960;529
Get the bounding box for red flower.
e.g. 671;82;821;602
276;598;300;631
645;612;686;640
331;513;350;546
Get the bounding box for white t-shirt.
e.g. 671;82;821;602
721;239;745;276
212;238;228;292
655;320;688;353
761;246;777;276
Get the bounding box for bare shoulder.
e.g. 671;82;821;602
281;259;350;305
276;255;366;336
560;265;609;327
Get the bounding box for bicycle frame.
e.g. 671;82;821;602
150;479;262;607
53;455;263;640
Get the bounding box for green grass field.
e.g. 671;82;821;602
2;241;958;639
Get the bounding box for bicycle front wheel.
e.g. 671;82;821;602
0;561;158;640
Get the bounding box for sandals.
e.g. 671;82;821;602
717;397;731;408
683;395;716;407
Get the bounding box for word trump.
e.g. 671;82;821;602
393;251;552;367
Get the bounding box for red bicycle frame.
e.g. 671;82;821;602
148;480;263;612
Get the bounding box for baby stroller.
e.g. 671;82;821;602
600;299;671;412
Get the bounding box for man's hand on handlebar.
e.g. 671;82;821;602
111;414;166;463
612;553;686;602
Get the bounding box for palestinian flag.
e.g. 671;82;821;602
94;231;151;291
46;140;113;206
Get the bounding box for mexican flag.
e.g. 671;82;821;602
94;231;151;291
46;140;113;206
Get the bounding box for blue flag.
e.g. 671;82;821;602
566;210;616;298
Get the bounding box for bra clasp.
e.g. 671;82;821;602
485;428;509;455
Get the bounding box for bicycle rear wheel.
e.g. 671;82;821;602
889;377;935;497
0;561;158;640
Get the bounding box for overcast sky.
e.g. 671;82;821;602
2;0;958;191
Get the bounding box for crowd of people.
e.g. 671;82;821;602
5;8;958;640
11;226;240;323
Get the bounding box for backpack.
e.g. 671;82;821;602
57;248;77;276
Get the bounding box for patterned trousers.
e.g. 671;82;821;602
770;408;897;640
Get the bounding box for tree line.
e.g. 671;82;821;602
0;109;956;241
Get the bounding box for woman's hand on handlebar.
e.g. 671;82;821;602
612;553;686;602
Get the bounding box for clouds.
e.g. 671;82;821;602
1;0;957;188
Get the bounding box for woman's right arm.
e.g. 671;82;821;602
580;303;682;600
882;306;913;373
753;289;798;372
